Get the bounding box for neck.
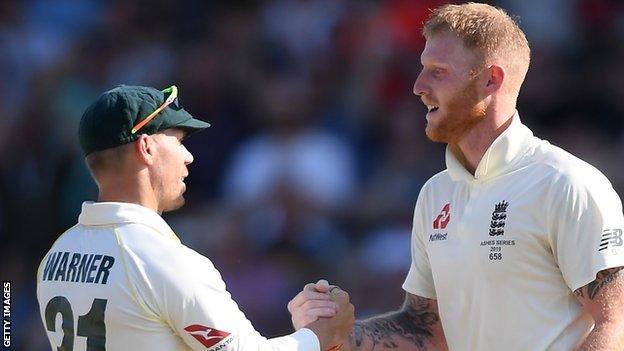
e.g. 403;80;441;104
97;176;160;214
450;109;515;175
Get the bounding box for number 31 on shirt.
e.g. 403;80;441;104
44;296;107;351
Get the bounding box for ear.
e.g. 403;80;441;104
484;64;505;95
135;134;157;166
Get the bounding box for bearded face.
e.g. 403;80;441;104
414;31;488;144
424;76;487;143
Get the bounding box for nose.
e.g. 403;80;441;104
183;145;194;165
413;71;427;97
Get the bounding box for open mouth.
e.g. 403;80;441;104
427;105;439;113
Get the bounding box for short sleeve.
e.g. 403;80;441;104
402;185;437;299
548;170;624;292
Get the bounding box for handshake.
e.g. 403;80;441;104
287;280;355;351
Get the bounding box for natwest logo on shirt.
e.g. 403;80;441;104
433;203;451;229
184;324;232;349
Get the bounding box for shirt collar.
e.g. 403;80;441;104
78;201;180;242
446;112;535;183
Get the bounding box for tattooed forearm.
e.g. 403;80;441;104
574;266;624;349
575;267;624;300
348;295;440;350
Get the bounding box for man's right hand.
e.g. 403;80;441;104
288;279;338;330
306;286;355;351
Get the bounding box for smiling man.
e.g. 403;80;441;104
290;3;624;350
36;85;354;351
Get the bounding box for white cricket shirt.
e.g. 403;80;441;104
37;202;320;351
403;114;624;351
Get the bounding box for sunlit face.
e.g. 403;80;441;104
413;31;487;144
149;129;194;213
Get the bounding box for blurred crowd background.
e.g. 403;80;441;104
1;0;624;349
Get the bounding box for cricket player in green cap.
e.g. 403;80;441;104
37;85;354;351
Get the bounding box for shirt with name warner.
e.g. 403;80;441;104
37;202;319;351
403;114;624;351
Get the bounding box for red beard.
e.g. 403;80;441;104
425;77;487;144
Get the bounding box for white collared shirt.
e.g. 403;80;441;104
37;202;319;351
403;114;624;351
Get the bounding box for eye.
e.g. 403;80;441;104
432;68;444;78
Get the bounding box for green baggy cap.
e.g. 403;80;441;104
79;84;210;156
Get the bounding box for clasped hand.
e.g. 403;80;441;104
288;280;354;351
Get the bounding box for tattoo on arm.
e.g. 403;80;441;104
349;294;439;350
575;267;624;300
574;266;624;349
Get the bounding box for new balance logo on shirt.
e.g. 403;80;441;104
599;229;623;252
